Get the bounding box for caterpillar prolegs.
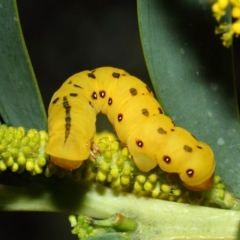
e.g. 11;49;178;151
46;67;215;191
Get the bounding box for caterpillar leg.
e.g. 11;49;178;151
130;152;157;172
89;142;101;160
92;142;101;155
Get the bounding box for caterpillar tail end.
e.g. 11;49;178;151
183;174;214;191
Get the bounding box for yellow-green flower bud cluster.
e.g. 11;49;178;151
45;134;229;208
69;215;97;239
0;124;48;175
79;137;185;202
83;137;137;190
69;213;137;239
82;137;230;207
210;0;240;47
132;172;185;203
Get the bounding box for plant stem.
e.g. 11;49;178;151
0;180;240;239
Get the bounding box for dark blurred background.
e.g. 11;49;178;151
17;0;151;110
0;0;239;239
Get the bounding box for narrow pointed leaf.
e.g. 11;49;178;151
137;0;240;196
0;0;47;130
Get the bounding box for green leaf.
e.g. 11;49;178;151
0;0;47;130
137;0;240;196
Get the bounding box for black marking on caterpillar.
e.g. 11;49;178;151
70;93;78;97
89;101;93;108
142;108;149;116
130;88;138;96
183;145;193;152
88;72;96;79
63;96;71;143
74;84;82;88
112;72;120;78
146;85;152;93
157;128;167;134
158;107;163;114
52;97;59;104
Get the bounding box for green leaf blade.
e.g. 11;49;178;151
0;0;47;130
137;0;240;196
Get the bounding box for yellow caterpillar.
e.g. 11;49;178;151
46;67;215;191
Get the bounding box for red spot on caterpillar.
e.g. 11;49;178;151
99;90;106;98
92;92;97;99
136;140;144;148
163;156;171;164
118;114;123;122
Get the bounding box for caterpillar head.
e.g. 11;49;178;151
156;127;215;191
127;116;215;191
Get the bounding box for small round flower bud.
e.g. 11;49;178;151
110;141;119;151
27;129;37;138
5;132;14;143
17;155;26;165
103;150;112;159
96;171;107;182
148;173;157;183
2;152;11;160
172;189;181;196
0;161;7;171
11;162;19;172
21;146;32;156
121;175;130;185
111;177;121;187
232;7;240;18
143;181;154;191
37;157;47;167
217;0;228;9
99;161;108;172
21;136;30;145
11;139;21;148
161;184;171;193
110;167;119;178
9;148;19;157
5;156;14;167
136;174;146;184
122;165;131;176
134;181;143;192
121;147;129;157
26;159;34;171
15;127;25;139
32;133;40;143
34;164;42;174
0;143;7;152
